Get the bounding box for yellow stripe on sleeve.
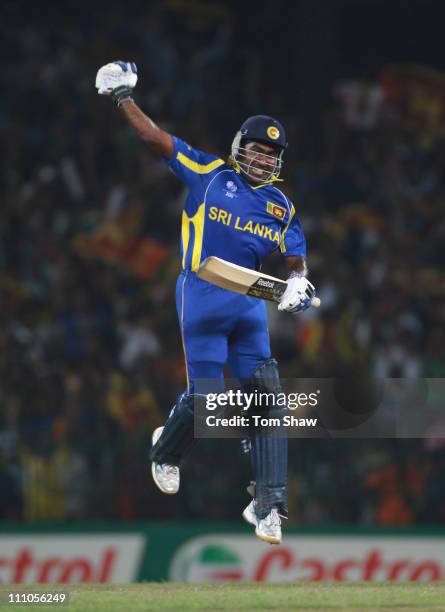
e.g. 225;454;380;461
177;152;225;174
280;204;296;254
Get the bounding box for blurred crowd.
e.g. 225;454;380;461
1;2;444;524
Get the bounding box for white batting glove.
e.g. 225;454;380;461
95;61;138;95
278;275;316;314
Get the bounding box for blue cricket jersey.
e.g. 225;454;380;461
165;137;306;272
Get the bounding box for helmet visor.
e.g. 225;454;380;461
231;137;284;183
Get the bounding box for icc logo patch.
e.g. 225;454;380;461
224;180;238;198
267;126;280;140
266;201;286;220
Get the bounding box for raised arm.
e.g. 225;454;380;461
119;100;174;159
95;61;174;159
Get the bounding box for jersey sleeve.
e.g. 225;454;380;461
164;136;225;190
280;204;307;257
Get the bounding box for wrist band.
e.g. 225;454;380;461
111;86;134;107
288;271;304;279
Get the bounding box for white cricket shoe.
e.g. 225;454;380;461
255;508;282;545
242;499;258;527
243;501;282;545
151;427;180;495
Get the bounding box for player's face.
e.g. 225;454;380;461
243;141;280;181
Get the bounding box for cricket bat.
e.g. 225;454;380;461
197;256;321;307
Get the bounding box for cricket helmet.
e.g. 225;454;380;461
231;115;287;183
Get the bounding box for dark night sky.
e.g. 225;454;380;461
337;0;445;77
3;0;445;80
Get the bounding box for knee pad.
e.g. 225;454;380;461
242;358;285;419
244;358;282;396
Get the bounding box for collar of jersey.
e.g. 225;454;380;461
227;156;284;189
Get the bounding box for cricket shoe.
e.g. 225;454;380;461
242;501;282;545
151;427;180;495
255;508;282;545
242;499;258;527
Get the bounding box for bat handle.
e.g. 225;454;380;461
311;297;321;308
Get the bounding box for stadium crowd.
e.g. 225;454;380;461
1;2;444;525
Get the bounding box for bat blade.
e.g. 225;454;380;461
197;256;320;307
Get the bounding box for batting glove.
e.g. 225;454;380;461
278;275;316;314
95;61;138;106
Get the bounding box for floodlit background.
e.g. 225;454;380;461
0;0;444;583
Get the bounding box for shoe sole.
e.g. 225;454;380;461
254;527;281;545
151;427;179;495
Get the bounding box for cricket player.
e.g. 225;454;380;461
96;61;316;544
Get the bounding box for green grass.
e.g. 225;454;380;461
2;582;445;611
